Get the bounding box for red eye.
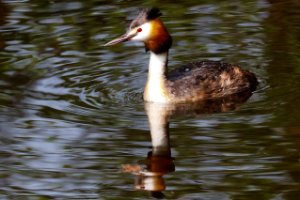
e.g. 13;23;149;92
137;28;142;32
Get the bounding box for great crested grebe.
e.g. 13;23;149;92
104;8;258;103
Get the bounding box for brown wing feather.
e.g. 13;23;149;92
166;61;258;101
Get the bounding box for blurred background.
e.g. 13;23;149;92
0;0;300;199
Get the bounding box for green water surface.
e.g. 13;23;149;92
1;0;300;199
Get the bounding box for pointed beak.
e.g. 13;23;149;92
103;32;135;46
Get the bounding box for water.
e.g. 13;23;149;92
1;0;300;199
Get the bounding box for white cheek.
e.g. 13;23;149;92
131;22;152;42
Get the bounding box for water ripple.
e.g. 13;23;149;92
2;1;300;199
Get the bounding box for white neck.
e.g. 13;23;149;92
144;51;169;103
148;51;168;77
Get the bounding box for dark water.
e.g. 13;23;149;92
1;0;300;199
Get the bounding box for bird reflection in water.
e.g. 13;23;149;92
122;91;254;198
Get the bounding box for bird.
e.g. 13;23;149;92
104;8;258;103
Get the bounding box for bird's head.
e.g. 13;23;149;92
104;8;172;54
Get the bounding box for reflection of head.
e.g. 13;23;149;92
135;174;165;191
133;151;174;193
146;151;175;174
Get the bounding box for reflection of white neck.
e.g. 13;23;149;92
144;52;169;103
146;103;170;156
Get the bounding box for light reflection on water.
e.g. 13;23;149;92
1;0;300;199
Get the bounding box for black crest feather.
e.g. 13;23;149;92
146;7;162;20
129;8;162;29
